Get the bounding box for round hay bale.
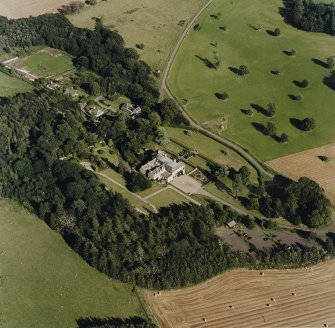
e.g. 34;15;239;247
292;292;296;296
271;298;276;302
229;305;234;309
266;303;271;307
202;318;207;322
323;324;328;328
260;272;264;276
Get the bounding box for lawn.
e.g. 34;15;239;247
0;199;147;328
0;71;33;96
148;188;191;208
165;127;258;183
169;0;335;161
12;50;74;78
69;0;208;72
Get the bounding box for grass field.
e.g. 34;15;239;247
69;0;208;71
147;260;335;327
147;188;191;208
12;50;74;78
0;199;147;328
0;71;33;96
165;127;258;183
170;0;335;161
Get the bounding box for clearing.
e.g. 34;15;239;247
0;71;33;96
0;199;147;328
0;0;73;18
146;260;335;328
170;0;335;161
10;49;74;78
69;0;209;71
267;142;335;204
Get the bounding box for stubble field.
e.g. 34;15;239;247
267;142;335;203
0;0;73;18
146;261;335;328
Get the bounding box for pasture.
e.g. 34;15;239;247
169;0;335;161
69;0;209;71
11;49;74;78
0;0;74;18
147;260;335;328
267;142;335;204
0;199;147;328
0;71;33;96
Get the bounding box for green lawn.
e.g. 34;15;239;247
148;188;191;208
170;0;335;161
0;71;33;96
69;0;208;72
0;200;147;328
13;51;74;78
165;127;258;183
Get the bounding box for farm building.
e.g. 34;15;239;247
64;87;78;98
140;150;185;183
87;106;105;118
121;103;142;116
227;220;237;229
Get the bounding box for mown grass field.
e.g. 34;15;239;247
170;0;335;161
148;188;191;208
0;71;33;96
0;199;147;328
12;51;74;78
69;0;208;71
165;127;258;183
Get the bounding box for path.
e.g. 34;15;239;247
160;0;274;179
145;185;201;206
80;162;157;213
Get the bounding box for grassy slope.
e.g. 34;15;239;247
170;0;335;161
148;188;190;208
0;71;33;96
69;0;208;71
0;200;146;328
13;52;74;77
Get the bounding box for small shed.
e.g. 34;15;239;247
227;220;237;229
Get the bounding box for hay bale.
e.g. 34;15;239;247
292;292;296;296
266;303;271;307
229;305;234;309
271;298;276;302
202;317;207;322
260;272;264;276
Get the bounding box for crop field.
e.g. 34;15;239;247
170;0;335;161
146;261;335;328
11;50;74;78
0;0;73;18
0;71;33;96
0;200;147;328
267;142;335;204
69;0;208;71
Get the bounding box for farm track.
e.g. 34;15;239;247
146;260;335;328
161;0;274;179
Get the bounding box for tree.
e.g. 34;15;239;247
279;133;288;143
264;122;276;136
154;127;170;145
267;103;276;117
273;28;281;36
232;173;243;198
125;172;152;192
300;117;316;131
290;49;296;56
327;57;335;69
239;166;250;185
300;79;309;88
243;216;255;229
60;1;85;14
239;65;249;76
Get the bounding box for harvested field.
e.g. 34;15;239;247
146;260;335;328
0;0;74;18
266;143;335;204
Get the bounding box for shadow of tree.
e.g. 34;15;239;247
290;117;302;129
195;55;216;69
250;103;267;116
228;66;241;75
323;70;335;90
266;29;276;36
76;316;154;328
251;122;266;135
312;58;328;68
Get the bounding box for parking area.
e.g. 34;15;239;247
171;175;203;195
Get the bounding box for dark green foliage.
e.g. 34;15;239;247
300;117;316;131
239;65;249;76
318;155;330;162
284;177;332;228
282;0;335;35
267;103;276;117
125;172;152;192
264;122;276;136
300;79;309;88
243;216;255;229
59;1;85;14
239;166;250;185
327;57;335;69
156;98;189;126
0;14;158;107
324;70;335;90
76;316;157;328
279;133;288;143
273;27;281;36
194;24;201;31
